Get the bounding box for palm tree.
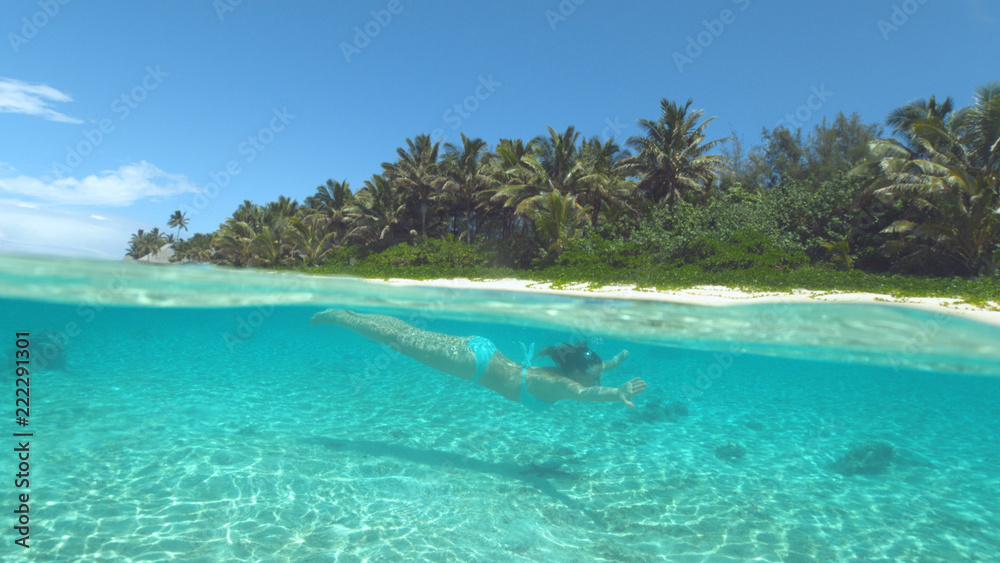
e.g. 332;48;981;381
866;83;1000;274
215;219;256;266
962;82;1000;180
263;195;299;227
496;127;586;210
174;233;216;262
533;125;585;194
618;98;729;206
347;174;408;246
492;129;589;232
576;136;636;227
167;210;189;241
306;179;354;243
144;228;167;260
127;229;147;259
523;191;589;254
884;95;955;161
383;134;444;238
442;134;496;243
249;225;286;267
284;213;337;266
231;200;264;232
486;138;538;239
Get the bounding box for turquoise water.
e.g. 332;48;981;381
2;255;1000;562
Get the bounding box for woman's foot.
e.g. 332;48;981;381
310;308;350;327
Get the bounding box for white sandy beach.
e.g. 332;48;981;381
375;278;1000;328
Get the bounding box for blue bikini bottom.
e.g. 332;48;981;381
467;336;496;384
467;337;552;411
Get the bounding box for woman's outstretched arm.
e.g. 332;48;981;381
533;374;647;407
576;377;646;407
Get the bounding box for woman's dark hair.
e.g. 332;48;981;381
535;341;602;379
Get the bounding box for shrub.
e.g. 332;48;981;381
360;236;487;269
685;229;808;272
322;244;371;267
556;233;647;269
478;234;540;269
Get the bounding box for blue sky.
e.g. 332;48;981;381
1;0;996;257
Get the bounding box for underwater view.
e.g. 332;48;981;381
4;1;999;561
3;255;999;562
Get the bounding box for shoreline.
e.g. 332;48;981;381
373;277;1000;328
4;253;998;328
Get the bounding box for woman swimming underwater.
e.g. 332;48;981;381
310;309;646;410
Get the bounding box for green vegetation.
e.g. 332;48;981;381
126;227;169;260
133;84;1000;303
304;236;999;306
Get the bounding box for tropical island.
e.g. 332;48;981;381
126;84;1000;307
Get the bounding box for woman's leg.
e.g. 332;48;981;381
311;309;480;379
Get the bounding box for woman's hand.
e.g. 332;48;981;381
614;349;630;365
617;377;647;408
605;349;630;370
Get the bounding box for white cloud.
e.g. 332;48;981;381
0;200;145;258
0;161;201;206
0;76;83;123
